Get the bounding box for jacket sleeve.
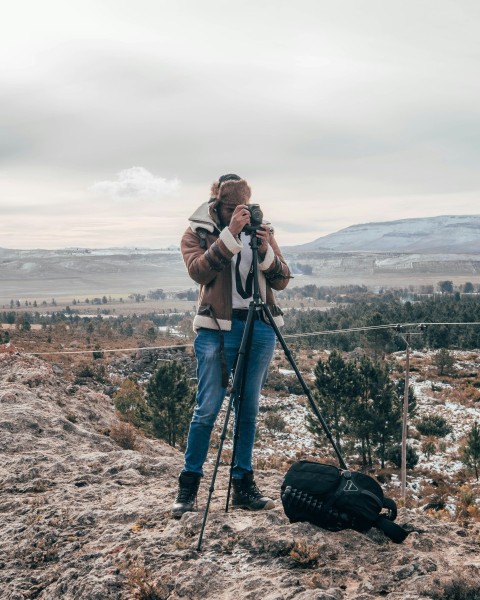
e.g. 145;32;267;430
258;233;292;291
181;226;242;285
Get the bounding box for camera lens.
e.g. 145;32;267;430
248;204;263;226
242;204;263;235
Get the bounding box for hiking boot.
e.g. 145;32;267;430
232;472;275;510
171;472;201;519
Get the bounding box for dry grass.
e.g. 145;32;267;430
290;540;326;568
254;455;291;472
425;573;480;600
125;562;171;600
4;325;192;375
455;485;480;523
448;384;480;407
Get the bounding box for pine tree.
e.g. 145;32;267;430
433;348;455;376
345;356;400;469
308;353;407;468
308;350;361;450
367;361;402;469
146;361;194;449
344;356;376;467
363;312;393;359
461;421;480;480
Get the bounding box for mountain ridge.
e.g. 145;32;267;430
288;214;480;254
2;215;480;302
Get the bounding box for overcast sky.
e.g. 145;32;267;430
1;0;479;249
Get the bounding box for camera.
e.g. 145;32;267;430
242;204;264;235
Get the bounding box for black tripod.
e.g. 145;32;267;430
196;231;347;551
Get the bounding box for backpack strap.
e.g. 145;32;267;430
360;489;383;509
204;304;229;388
374;515;409;544
197;228;209;249
382;497;398;521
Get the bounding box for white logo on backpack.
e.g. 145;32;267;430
344;480;359;492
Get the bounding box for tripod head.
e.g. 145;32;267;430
244;227;262;304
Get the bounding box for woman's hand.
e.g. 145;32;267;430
227;205;251;236
255;224;271;257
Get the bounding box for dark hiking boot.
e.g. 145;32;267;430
232;472;275;510
171;472;201;519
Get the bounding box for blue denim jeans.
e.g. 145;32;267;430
183;317;276;478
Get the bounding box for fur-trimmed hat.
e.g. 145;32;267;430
209;174;251;209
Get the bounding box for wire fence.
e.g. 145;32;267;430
13;321;480;357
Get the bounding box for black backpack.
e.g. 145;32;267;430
281;460;408;543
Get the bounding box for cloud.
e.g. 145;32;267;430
89;167;180;199
2;1;480;249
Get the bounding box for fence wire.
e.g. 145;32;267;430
14;321;480;357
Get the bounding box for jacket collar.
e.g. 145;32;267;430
188;201;220;233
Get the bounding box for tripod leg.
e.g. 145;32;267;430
196;388;236;551
261;304;348;471
225;307;257;512
196;308;256;551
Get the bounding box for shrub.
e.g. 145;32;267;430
419;477;452;512
110;421;138;450
421;439;436;460
386;444;419;469
438;440;448;453
265;369;288;393
455;485;480;521
416;414;453;438
289;540;324;568
127;562;169;600
285;376;304;395
76;364;95;379
426;575;480;600
264;412;287;434
92;345;104;359
113;379;150;429
74;363;106;384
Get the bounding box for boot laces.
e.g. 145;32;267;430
243;480;262;500
176;480;199;504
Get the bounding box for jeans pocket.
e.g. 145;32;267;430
194;328;220;359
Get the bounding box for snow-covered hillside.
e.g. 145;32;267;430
248;349;480;500
290;214;480;253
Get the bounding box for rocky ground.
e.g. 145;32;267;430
1;353;480;600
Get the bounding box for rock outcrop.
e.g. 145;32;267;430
1;354;479;599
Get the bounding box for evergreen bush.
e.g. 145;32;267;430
416;414;453;438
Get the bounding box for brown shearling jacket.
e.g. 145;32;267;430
181;202;291;331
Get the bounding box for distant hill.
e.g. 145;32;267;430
0;247;190;304
2;215;480;302
288;215;480;253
